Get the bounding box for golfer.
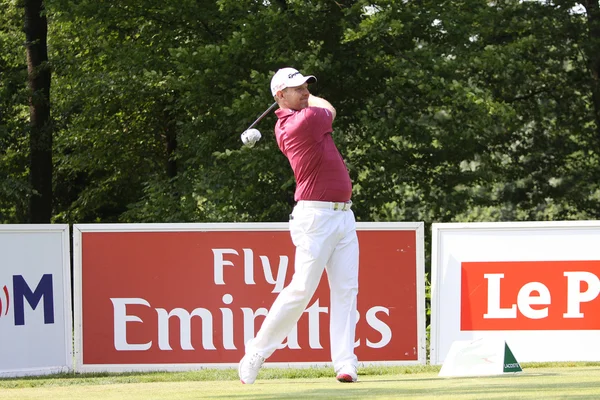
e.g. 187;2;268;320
238;67;360;384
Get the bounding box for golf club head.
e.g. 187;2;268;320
241;128;262;148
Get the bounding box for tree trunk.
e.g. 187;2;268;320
24;0;52;223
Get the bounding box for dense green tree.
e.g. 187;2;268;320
339;0;600;223
0;1;29;222
0;0;54;223
0;0;598;227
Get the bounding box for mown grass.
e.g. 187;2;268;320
1;361;599;388
1;363;600;400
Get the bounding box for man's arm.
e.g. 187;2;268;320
308;94;336;121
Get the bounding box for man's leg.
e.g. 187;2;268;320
240;208;338;383
245;244;327;359
326;211;359;380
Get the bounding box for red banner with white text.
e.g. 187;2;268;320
75;223;424;371
461;260;600;331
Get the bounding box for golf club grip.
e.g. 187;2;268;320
247;102;278;130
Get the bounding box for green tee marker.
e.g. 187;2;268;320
439;339;523;377
503;343;522;373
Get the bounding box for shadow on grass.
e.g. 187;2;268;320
208;378;600;399
2;362;600;392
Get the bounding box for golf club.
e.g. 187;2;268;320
240;101;278;147
247;101;277;130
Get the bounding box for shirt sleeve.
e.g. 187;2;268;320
301;107;333;143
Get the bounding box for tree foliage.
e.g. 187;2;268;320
0;0;599;228
1;0;30;222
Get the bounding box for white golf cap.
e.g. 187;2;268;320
270;67;317;96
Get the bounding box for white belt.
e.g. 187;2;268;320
296;200;352;211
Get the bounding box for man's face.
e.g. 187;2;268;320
279;83;310;110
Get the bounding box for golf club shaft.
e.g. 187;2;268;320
247;101;278;130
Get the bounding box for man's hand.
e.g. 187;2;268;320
241;128;262;148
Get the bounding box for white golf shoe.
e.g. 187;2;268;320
335;364;358;383
238;353;265;384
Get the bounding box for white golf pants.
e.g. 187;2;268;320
245;201;359;372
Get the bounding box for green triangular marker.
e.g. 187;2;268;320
503;342;522;373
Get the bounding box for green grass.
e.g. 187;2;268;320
1;362;599;399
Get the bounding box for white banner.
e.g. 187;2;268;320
0;225;73;377
431;221;600;364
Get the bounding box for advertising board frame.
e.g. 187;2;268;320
431;220;600;365
0;224;72;377
73;222;425;372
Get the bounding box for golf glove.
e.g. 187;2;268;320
241;129;262;147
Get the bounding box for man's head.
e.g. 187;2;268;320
270;67;316;110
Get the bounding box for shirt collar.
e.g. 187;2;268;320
275;108;296;118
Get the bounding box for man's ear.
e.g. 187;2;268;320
276;89;286;101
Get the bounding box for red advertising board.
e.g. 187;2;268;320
75;223;424;370
461;260;600;331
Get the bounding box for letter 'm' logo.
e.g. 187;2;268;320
13;274;55;325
